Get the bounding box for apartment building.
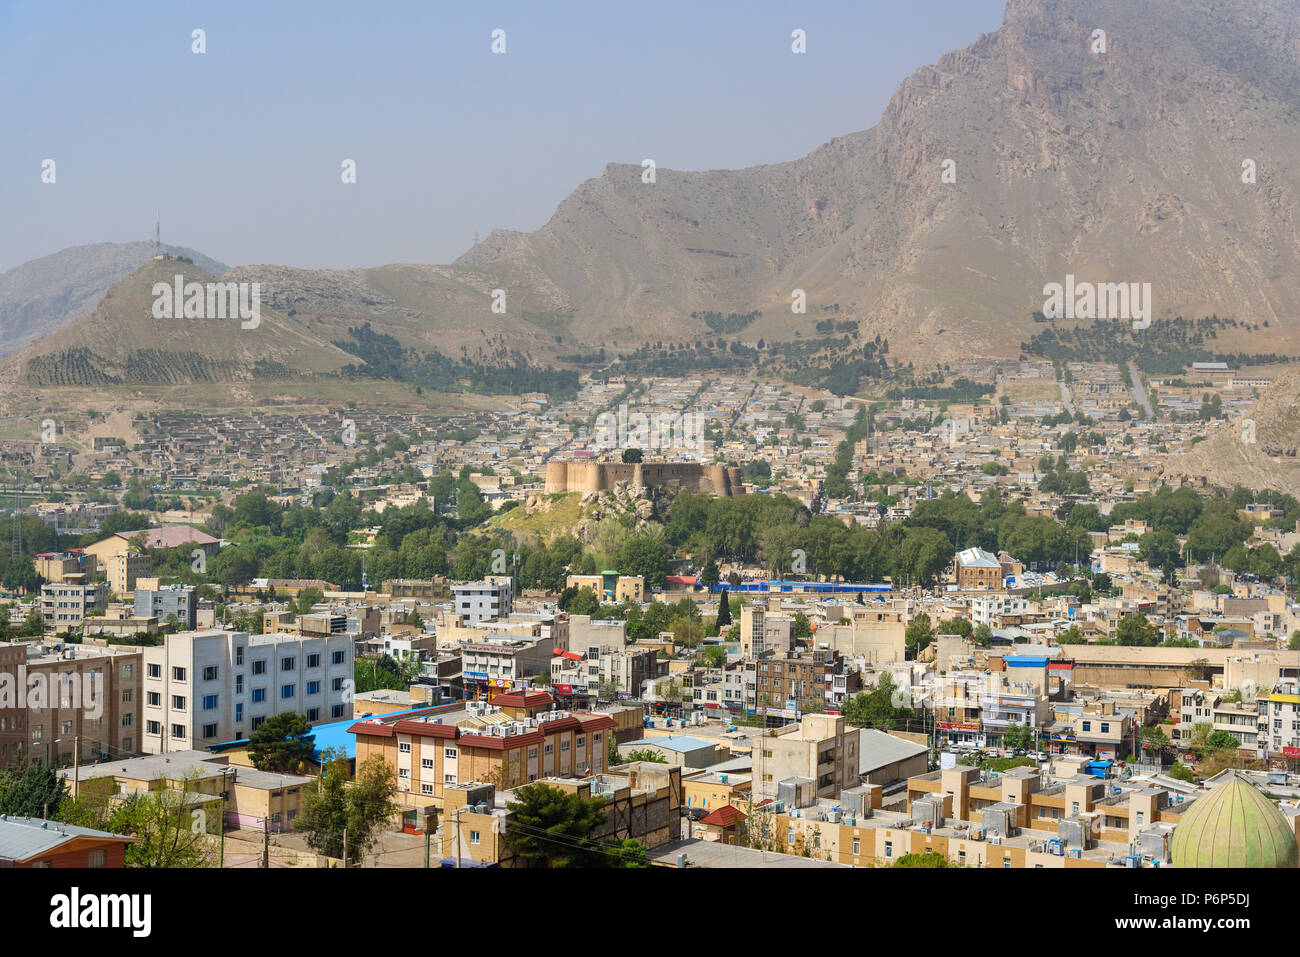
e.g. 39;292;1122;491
0;640;142;768
134;582;197;630
460;635;556;697
565;572;646;604
351;701;616;811
440;763;682;866
451;578;513;625
564;615;628;656
60;749;313;832
140;630;354;753
1256;680;1300;759
739;603;795;658
33;551;92;585
752;713;858;803
106;552;152;596
551;646;661;699
39;578;108;631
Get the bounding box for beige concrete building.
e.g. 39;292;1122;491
0;640;142;768
752;713;858;803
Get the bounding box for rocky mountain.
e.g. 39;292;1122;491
431;0;1300;361
0;242;229;358
1167;371;1300;493
8;0;1300;377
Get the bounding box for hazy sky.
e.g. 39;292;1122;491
0;0;1006;273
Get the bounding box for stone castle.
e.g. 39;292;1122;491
544;460;745;496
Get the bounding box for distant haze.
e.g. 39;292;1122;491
0;0;1004;272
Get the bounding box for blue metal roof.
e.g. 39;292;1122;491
206;706;442;762
1005;656;1048;667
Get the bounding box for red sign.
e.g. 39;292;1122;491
551;683;574;694
1283;747;1300;759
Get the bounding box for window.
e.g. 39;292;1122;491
147;721;161;735
307;708;320;722
398;768;409;778
399;742;411;753
147;664;161;679
445;747;458;759
1100;723;1110;734
87;849;106;868
251;716;265;731
332;650;345;665
281;685;295;699
1136;812;1144;826
1003;857;1012;869
235;647;244;666
203;666;219;681
281;657;296;672
121;690;133;703
331;677;345;692
252;660;267;675
122;664;134;679
236;675;244;693
235;704;243;722
203;723;218;739
1072;802;1080;815
171;695;186;711
528;747;537;759
852;838;860;855
307;681;321;696
421;784;434;795
331;705;344;718
171;724;186;739
470;830;481;845
444;773;457;784
203;694;218;710
884;841;892;858
561;740;570;751
422;758;434;769
147;692;161;707
251;689;265;703
121;714;133;727
172;667;186;682
787;828;794;846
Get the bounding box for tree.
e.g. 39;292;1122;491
624;748;668;764
295;753;396;865
0;760;67;817
1116;613;1160;646
971;623;993;647
893;851;954;868
904;613;934;657
1206;730;1239;751
840;673;912;730
503;783;609;868
113;772;218;868
248;712;316;773
1287;630;1300;652
611;837;648;868
1003;723;1037;752
607;733;622;768
621;448;643;464
715;587;732;627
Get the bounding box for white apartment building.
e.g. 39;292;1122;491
140;630;354;753
971;594;1031;626
40;580;108;630
451;578;513;625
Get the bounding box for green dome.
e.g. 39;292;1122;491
1171;775;1299;868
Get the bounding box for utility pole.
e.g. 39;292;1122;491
454;806;462;868
72;735;80;800
219;768;230;868
261;815;270;869
342;826;348;868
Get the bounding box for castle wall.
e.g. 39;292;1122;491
543;461;744;496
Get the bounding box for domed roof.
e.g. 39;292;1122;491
1171;775;1299;868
